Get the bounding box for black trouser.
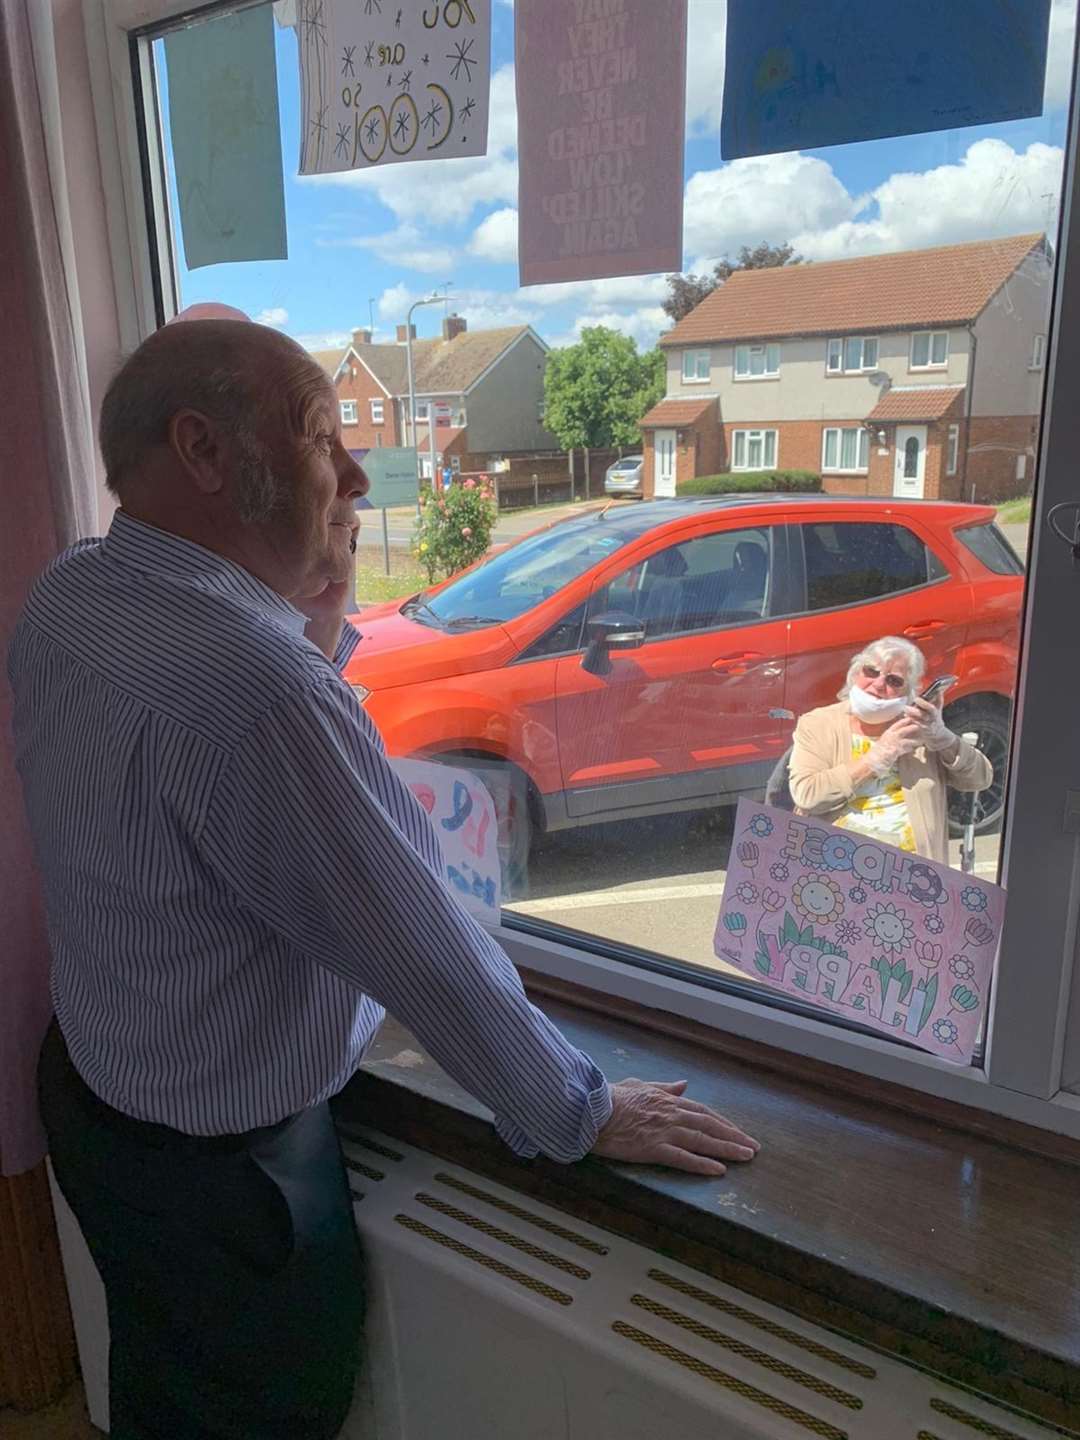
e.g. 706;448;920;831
39;1022;364;1440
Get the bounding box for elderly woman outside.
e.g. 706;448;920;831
788;636;992;865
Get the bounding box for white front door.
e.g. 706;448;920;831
893;425;927;498
654;430;677;497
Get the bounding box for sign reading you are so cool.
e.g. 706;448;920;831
714;799;1003;1064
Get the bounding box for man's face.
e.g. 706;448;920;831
231;377;368;597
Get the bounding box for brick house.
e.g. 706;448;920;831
313;315;557;475
642;233;1051;503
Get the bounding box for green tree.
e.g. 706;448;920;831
662;241;803;324
543;327;665;450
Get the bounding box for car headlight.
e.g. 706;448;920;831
350;683;371;705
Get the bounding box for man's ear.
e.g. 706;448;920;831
167;409;227;495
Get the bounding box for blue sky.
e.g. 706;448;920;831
162;0;1075;355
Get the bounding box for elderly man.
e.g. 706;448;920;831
9;318;758;1440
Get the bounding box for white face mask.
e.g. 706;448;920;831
848;685;909;724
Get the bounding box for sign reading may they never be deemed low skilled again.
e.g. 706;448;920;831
297;0;491;176
714;799;1003;1065
516;0;687;285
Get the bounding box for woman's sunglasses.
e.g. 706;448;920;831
861;664;907;691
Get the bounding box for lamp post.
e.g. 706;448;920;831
404;292;453;506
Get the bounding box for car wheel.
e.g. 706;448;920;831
436;753;534;901
943;697;1012;837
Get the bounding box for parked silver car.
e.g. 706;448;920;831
604;454;644;497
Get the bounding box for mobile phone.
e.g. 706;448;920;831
920;674;958;704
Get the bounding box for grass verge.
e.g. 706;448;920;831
996;496;1031;525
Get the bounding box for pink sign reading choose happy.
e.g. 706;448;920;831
714;799;1004;1064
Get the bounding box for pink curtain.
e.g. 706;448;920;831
0;0;96;1175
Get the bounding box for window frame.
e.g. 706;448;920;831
947;423;959;476
93;0;1080;1142
339;399;358;426
681;348;711;383
370;397;385;425
821;426;870;474
910;330;950;370
731;428;778;470
826;336;880;373
1031;333;1047;371
733;343;780;380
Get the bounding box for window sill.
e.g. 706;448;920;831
335;987;1080;1432
909;365;949;373
822;468;870;476
680;376;711;385
732;374;780;382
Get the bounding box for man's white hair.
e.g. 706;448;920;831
838;635;925;700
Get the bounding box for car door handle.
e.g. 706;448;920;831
903;621;946;639
712;651;766;674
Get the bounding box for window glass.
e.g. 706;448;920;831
143;0;1062;1070
590;528;772;639
954;522;1025;576
803;523;938;610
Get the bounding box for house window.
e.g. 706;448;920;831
731;429;777;469
339;399;358;425
827;336;880;372
1031;334;1046;370
947;424;959;476
910;331;949;369
822;426;870;472
414;401;430;421
734;343;780;379
375;433;383;447
370;398;384;424
681;349;711;382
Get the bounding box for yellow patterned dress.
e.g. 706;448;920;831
833;735;916;853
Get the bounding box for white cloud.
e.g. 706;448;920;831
685;0;728;136
469;207;519;263
547;305;670;352
254;306;289;327
318;224;455;273
518;273;670;309
376;283;541;335
301;65;519;225
295;329;352;352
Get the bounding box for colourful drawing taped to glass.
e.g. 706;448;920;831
390;758;501;924
714;799;1002;1064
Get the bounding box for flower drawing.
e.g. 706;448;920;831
835;919;861;947
770;862;790;883
735;882;759;905
722;912;747;938
914;940;942;969
863;901;914;955
792;873;844;926
747;813;774;839
923;912;945;935
736;841;760;872
961;886;988;913
949;984;980;1014
849;885;867;904
964;917;994;947
932;1017;960;1048
949;954;976;981
761;887;785;912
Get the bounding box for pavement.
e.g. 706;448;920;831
361;496;611;550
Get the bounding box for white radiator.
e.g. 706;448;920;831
52;1137;1069;1440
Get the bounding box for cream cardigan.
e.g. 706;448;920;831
788;701;993;865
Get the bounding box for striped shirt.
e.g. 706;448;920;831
9;512;611;1161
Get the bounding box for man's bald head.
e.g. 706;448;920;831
99;320;333;497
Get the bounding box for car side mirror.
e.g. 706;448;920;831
581;610;646;675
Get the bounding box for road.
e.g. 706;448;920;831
506;809;1003;981
361;498;607;550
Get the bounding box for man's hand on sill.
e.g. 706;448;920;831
592;1077;760;1177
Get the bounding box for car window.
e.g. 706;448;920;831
589;527;772;640
517;603;587;660
954;521;1025;575
425;524;632;626
801;521;944;610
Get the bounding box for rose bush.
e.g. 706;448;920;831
412;476;498;584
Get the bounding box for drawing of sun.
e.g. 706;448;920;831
791;873;844;926
863;901;914;954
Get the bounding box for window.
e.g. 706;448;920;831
947;424;959;476
954;522;1025;575
802;522;944;610
910;331;949;368
681;349;711;382
414;401;430;421
731;429;777;469
590;528;773;640
370;398;384;424
734;343;780;379
822;427;869;472
1031;333;1046;370
340;399;358;426
827;336;880;372
375;433;383;447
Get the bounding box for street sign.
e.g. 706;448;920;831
351;447;419;510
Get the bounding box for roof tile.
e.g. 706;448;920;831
867;387;965;422
639;397;716;427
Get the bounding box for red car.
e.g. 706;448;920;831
345;496;1022;873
